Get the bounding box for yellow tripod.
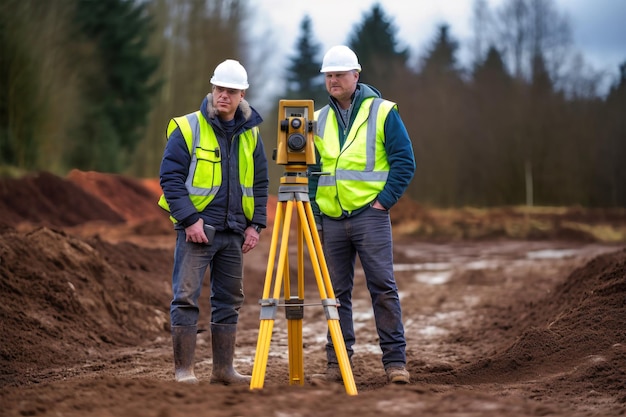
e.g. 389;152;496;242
249;170;358;395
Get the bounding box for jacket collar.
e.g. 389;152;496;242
205;93;252;121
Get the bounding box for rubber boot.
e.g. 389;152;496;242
209;322;251;385
171;325;199;384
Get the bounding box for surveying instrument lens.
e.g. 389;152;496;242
287;133;306;152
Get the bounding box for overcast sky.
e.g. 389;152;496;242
248;0;625;102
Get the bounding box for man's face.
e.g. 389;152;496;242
324;70;359;102
212;85;244;120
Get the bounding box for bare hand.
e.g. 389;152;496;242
371;200;386;210
185;220;208;244
242;226;260;253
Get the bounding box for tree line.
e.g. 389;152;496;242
1;0;624;207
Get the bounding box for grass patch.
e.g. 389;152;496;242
391;199;626;243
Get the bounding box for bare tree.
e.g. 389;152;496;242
561;52;607;99
494;0;572;84
469;0;493;67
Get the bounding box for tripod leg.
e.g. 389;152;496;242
328;321;357;394
285;222;304;385
250;200;293;390
250;319;274;389
287;296;304;385
296;201;358;395
285;217;305;385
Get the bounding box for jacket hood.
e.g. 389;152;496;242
354;83;382;107
357;83;382;99
329;83;382;114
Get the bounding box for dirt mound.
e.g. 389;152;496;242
67;170;166;223
0;227;171;387
0;171;125;227
439;248;626;401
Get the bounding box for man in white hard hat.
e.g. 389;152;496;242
158;59;269;385
309;45;415;384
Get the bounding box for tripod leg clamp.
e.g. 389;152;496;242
258;298;279;320
285;297;304;320
321;298;340;320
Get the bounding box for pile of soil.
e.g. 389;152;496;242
0;171;125;227
1;170;625;416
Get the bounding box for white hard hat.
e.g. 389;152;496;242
320;45;361;73
210;59;249;90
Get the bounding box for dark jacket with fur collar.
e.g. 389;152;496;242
159;94;268;234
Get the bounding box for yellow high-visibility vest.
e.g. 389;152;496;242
314;97;395;217
158;111;257;223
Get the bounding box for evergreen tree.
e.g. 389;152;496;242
473;46;510;90
70;0;161;172
469;46;522;205
347;3;409;89
530;52;553;99
419;24;460;80
598;62;626;206
284;15;325;104
410;23;468;206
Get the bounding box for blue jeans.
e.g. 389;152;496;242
170;230;245;327
322;206;406;369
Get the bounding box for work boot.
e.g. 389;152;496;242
171;325;199;384
209;322;251;385
386;366;410;384
310;365;343;383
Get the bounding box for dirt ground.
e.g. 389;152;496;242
1;170;625;417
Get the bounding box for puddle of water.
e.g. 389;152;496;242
527;249;580;259
354;344;382;355
394;262;450;272
465;259;499;270
353;310;374;322
414;271;453;285
418;325;448;336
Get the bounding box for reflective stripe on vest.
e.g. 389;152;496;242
158;111;257;223
314;97;395;217
238;127;257;220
